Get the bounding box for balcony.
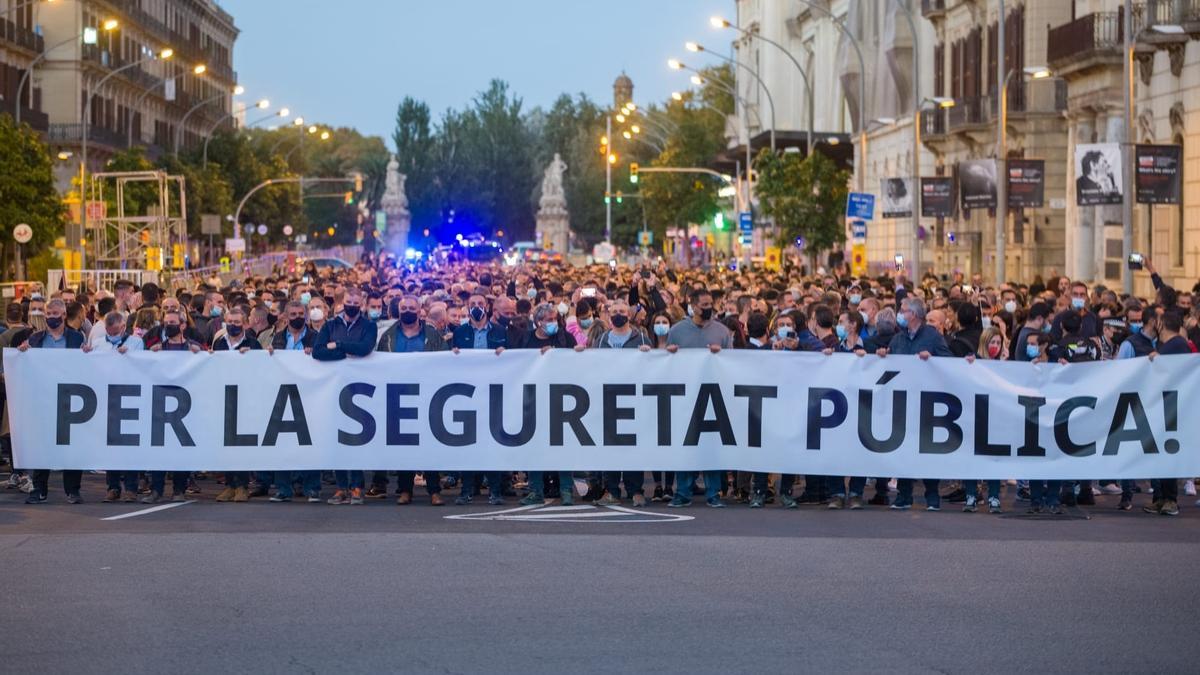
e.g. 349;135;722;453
989;79;1069;121
923;109;947;138
0;18;45;54
0;97;49;132
48;123;128;149
1047;12;1126;76
921;0;947;18
947;96;985;131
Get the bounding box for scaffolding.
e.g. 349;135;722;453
86;170;188;270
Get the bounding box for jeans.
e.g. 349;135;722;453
751;473;795;496
106;470;139;494
802;475;831;497
150;471;189;497
896;479;941;507
675;471;722;501
224;471;251;489
460;471;505;498
529;471;576;498
275;470;321;498
31;469;82;497
827;476;868;498
603;471;644;498
397;471;441;496
1029;480;1062;507
334;470;364;491
1156;478;1178;503
963;480;1002;500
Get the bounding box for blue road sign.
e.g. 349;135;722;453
738;212;753;232
846;193;875;221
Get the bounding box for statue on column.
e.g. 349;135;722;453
381;154;411;254
536;153;571;253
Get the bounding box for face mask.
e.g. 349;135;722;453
300;293;312;305
264;301;274;311
247;292;256;299
309;308;325;322
164;324;181;338
30;310;43;317
835;325;849;340
324;296;336;307
343;305;361;319
987;344;1002;359
1129;322;1143;335
469;306;486;323
1004;301;1018;314
226;325;243;337
210;306;223;318
46;316;63;330
1071;297;1086;310
459;317;470;326
526;288;538;299
1041;324;1052;334
106;334;123;345
777;326;794;339
1026;345;1041;359
653;323;670;336
981;316;992;330
557;302;569;316
611;314;629;328
400;311;419;325
289;317;306;331
579;318;594;329
497;315;511;328
848;294;862;305
859;310;870;326
699;307;714;321
897;314;909;328
543;322;559;336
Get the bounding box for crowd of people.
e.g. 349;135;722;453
2;251;1197;516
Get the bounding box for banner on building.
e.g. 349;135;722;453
880;178;913;219
6;349;1197;480
1135;144;1182;205
920;177;955;218
1075;142;1123;205
1007;159;1045;208
959;159;997;210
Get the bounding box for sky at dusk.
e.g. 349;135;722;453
218;0;735;145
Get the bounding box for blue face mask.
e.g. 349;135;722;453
1041;323;1052;334
653;323;670;336
106;334;123;345
1129;322;1143;335
777;326;794;339
368;309;382;321
300;292;312;305
1026;345;1041;359
527;288;538;299
848;294;862;305
579;318;594;329
544;322;558;336
210;306;223;318
835;325;849;340
1071;297;1086;310
459;317;470;326
897;313;909;328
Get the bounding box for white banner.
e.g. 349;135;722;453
4;349;1196;479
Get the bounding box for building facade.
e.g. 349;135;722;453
1;0;49;130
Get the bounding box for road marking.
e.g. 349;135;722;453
445;502;694;523
528;505;594;512
100;501;194;521
496;510;628;520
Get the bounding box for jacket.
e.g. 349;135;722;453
595;328;652;349
313;314;378;361
376;321;448;353
26;328;86;350
887;323;953;357
212;333;263;351
452;321;514;350
272;325;318;351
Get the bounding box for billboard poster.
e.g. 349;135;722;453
920;177;955;218
1074;142;1123;205
1135;144;1182;205
959;159;997;210
1007;159;1045;208
880;178;913;219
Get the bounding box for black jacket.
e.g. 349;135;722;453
313;314;377;361
376;321;449;353
272;325;318;351
26;329;85;349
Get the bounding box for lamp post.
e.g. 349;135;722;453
710;16;813;154
127;63;207;148
676;68;755;207
174;84;243;155
889;0;926;280
270;117;308;155
17;20;120;125
995;64;1052;284
202;98;270;167
682;43;776;152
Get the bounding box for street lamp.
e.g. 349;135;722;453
711;15;814;153
174;84;244;156
128;62;207;148
202;98;270;167
679;44;776;151
891;0;925;280
672;70;756;212
995;65;1051;283
16;18;119;125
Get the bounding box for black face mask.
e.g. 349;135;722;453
46;316;63;330
700;307;714;321
611;314;629;328
164;324;181;338
469;306;486;323
497;315;511;327
289;317;306;331
226;325;243;337
323;296;335;307
400;311;419;325
343;305;361;319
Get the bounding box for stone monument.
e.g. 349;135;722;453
381;154;411;254
536;153;570;253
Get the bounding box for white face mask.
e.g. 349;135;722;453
557;302;569;316
1004;300;1017;314
309;308;326;322
981;316;992;330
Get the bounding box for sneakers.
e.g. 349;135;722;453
827;496;845;510
141;493;163;504
987;497;1002;514
596;493;621;506
25;492;47;504
268;494;291;503
519;493;545;506
779;494;798;509
631;493;647;507
232;487;249;502
66;493;83;504
186;479;202;495
454;494;472;506
215;487;236;502
396;492;412;505
1143;501;1164;515
1047;504;1064;515
247;485;269;498
651;485;666;502
121;492;138;503
16;475;33;493
963;496;978;513
926;503;941;511
848;495;864;510
349;488;365;505
172;492;188;503
430;493;445;506
3;473;21;490
1101;483;1123;495
868;492;890;506
942;488;967;503
706;496;726;508
889;501;911;510
365;485;388;499
1015;487;1031;502
1186;481;1197;497
1026;504;1043;515
748;493;765;509
327;491;350;505
668;494;693;508
103;489;120;503
1160;500;1180;516
1118;498;1132;511
487;494;505;506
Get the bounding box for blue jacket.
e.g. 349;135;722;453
887;323;953;357
27;328;86;350
312;314;377;361
452;322;511;350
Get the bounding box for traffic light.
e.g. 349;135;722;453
604;195;611;205
615;191;623;204
630;163;639;184
353;174;363;193
344;191;354;205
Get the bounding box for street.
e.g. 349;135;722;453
2;475;1197;674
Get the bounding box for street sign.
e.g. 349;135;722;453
85;200;106;221
256;224;268;236
225;238;246;253
739;233;752;246
638;231;654;246
283;224;294;236
592;242;616;262
846;192;875;220
851;243;868;276
375;211;387;230
200;214;222;235
13;223;32;244
850;219;867;240
738;212;753;232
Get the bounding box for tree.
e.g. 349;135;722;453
754;149;851;260
0;114;64;277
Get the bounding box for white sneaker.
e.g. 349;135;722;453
18;475;33;493
4;473;19;490
1101;483;1123;495
1092;486;1103;496
1185;481;1197;497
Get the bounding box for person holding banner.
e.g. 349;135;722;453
18;299;86;505
592;299;652;508
520;303;583;507
1143;311;1191;516
143;309;200;503
90;311;144;503
962;327;1008;514
267;301;321;504
823;310;871;510
212;307;264;503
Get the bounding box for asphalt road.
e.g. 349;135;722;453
2;474;1198;674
